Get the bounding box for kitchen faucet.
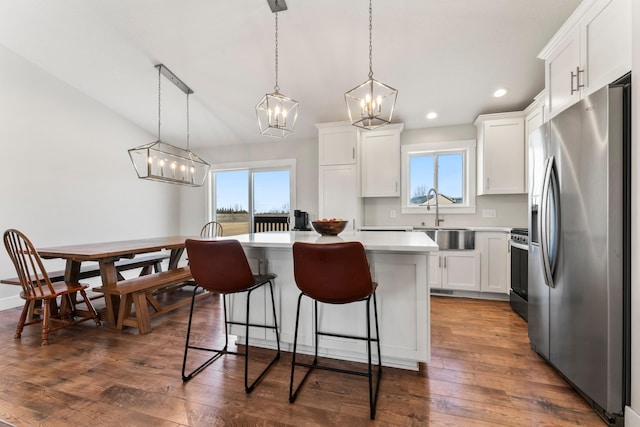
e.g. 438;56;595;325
426;187;444;227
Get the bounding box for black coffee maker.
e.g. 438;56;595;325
293;210;310;230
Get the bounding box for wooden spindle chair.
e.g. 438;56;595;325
3;229;101;345
200;221;224;238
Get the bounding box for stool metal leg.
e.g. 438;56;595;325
289;292;316;403
182;288;231;381
183;282;280;389
243;281;281;394
367;293;382;419
288;291;383;420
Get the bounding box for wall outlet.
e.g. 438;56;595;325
390;209;396;218
482;209;497;218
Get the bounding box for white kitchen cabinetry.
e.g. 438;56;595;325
361;123;404;197
475;112;525;195
317;122;357;165
318;164;361;230
477;232;510;294
524;92;546;192
316;122;362;230
428;251;480;291
540;0;631;120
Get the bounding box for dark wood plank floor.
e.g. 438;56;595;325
0;292;605;426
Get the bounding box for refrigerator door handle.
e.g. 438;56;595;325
540;156;560;288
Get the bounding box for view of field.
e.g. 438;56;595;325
216;213;288;236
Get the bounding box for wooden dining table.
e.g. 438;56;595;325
37;236;197;330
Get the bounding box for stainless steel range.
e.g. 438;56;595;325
509;227;528;321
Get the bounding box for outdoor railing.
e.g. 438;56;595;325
254;215;290;232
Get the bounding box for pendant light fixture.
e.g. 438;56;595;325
129;64;210;186
256;0;299;138
345;0;397;130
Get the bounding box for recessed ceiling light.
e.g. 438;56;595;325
493;88;508;98
426;112;438;120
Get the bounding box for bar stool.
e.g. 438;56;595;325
289;241;382;419
182;239;280;393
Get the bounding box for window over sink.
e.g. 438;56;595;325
401;140;476;214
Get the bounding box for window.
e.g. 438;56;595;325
209;159;296;236
401;140;476;214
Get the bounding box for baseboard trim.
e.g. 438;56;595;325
627;406;640;427
0;295;22;311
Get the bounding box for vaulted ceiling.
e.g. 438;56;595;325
0;0;581;148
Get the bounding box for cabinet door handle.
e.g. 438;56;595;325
576;66;584;90
352;147;355;159
570;67;585;95
395;181;398;192
438;256;442;268
444;256;447;269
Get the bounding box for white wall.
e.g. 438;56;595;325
0;45;180;309
178;138;318;235
363;125;528;228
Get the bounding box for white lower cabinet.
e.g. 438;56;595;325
477;232;510;294
428;251;480;291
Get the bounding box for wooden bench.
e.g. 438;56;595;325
93;266;208;334
0;253;170;286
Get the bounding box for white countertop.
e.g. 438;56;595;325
219;230;438;253
358;226;415;232
361;225;519;233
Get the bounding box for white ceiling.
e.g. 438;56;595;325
0;0;581;148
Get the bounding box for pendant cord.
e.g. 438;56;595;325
157;66;162;141
368;0;373;79
186;93;190;151
274;11;279;92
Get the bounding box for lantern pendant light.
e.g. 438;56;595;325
128;64;210;186
345;0;397;130
256;0;299;138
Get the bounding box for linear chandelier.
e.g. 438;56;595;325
256;0;299;138
345;0;397;130
129;64;210;187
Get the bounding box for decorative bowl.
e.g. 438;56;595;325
311;220;348;236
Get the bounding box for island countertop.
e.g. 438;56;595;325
220;230;438;253
218;230;434;370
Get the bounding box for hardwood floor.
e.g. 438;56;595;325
0;292;605;426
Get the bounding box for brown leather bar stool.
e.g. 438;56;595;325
290;241;382;420
182;239;280;393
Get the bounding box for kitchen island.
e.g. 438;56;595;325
218;230;438;370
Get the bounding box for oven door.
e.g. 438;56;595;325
510;240;528;321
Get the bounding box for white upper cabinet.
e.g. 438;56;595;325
475;112;526;195
317;122;358;165
540;0;631;120
316;122;362;230
361;123;404;197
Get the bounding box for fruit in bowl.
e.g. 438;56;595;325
311;218;348;236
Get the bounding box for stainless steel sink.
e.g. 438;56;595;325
421;228;475;250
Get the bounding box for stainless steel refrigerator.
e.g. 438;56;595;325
528;74;630;426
